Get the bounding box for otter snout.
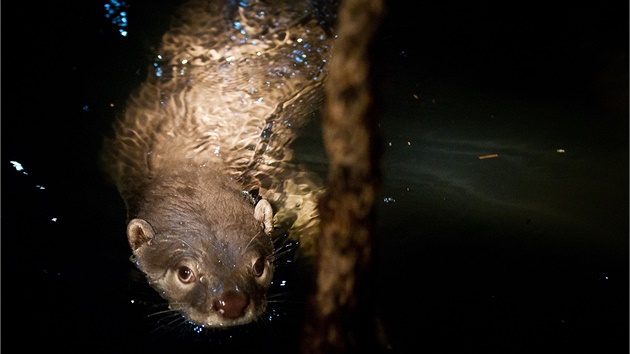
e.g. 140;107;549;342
214;290;249;319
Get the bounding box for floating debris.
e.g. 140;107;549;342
556;149;566;153
478;154;499;160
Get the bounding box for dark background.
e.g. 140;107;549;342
2;1;628;353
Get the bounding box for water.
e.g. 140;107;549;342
3;0;627;353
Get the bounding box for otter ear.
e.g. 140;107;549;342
254;199;274;235
127;218;155;251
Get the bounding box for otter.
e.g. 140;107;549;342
101;0;332;328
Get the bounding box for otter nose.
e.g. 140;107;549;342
214;290;249;319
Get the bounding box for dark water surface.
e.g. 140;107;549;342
3;1;628;353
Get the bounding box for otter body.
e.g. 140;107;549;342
102;0;332;328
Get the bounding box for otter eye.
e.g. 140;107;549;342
252;257;265;277
177;266;195;284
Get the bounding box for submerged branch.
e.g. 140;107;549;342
301;0;387;352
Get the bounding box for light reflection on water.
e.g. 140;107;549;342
104;0;129;37
10;160;28;174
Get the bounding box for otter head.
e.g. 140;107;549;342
126;199;275;328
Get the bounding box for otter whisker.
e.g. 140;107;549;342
146;307;181;318
266;292;291;302
147;310;189;335
243;232;261;254
269;241;299;263
160;315;189;331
